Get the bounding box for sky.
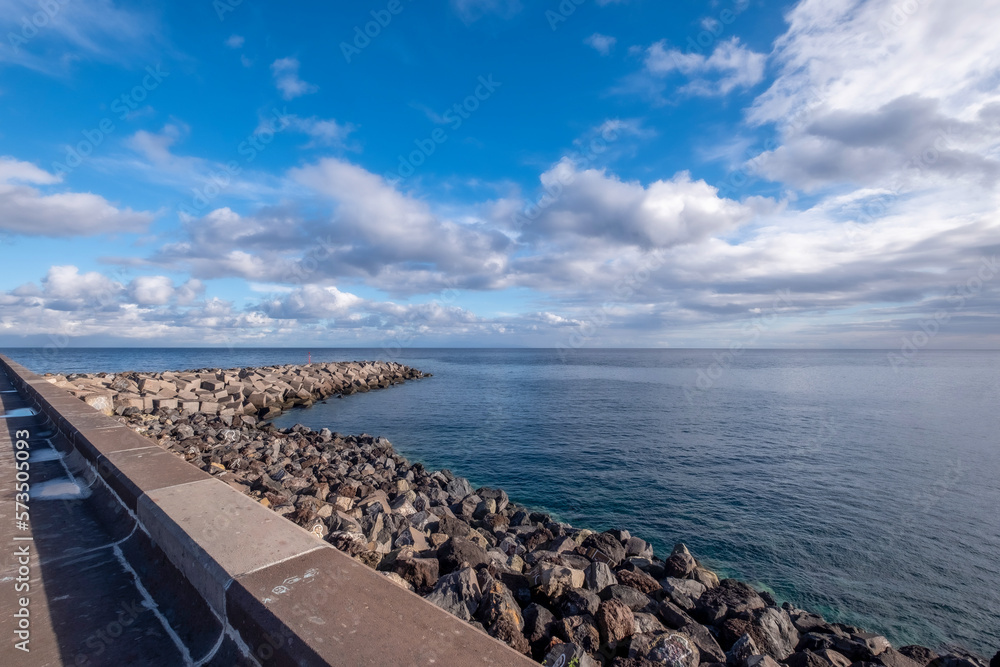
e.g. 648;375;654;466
0;0;998;350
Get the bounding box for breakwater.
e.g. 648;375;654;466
45;363;997;667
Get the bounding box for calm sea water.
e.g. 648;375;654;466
3;347;998;654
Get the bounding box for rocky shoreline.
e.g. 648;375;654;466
45;363;998;667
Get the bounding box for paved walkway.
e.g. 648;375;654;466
0;369;247;666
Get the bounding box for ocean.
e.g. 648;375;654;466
3;347;998;654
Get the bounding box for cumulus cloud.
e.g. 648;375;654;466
225;34;244;48
286;115;357;148
270;57;318;100
644;37;766;96
585;33;617;56
517;159;757;249
0;157;154;237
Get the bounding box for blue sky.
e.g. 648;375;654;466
1;0;999;350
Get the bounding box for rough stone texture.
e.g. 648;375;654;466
696;579;766;624
580;532;627;567
426;568;482;622
900;647;940;666
616;568;661;594
439;536;490;574
630;632;701;667
596;599;635;644
726;634;759;667
750;607;800;660
584;561;618;592
555;614;601;654
664;543;697;578
543;643;600;667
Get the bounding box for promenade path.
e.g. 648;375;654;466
0;365;247;666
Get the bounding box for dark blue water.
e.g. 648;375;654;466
4;347;998;654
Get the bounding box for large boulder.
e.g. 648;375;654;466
899;647;939;666
696;579;766;624
681;622;726;663
663;577;708;609
393;556;439;589
528;562;586;598
445;476;474;500
600;584;654;611
664;543;698;578
438;536;489;573
597;599;636;644
476;573;524;631
585;561;619;592
617;568;661;594
426;568;482;622
555;614;601;654
726;634;758;667
543;643;600;667
581;532;627;567
558;588;601;617
523;602;557;652
630;632;701;667
750;607;799;660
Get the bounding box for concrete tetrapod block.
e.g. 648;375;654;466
138;478;328;615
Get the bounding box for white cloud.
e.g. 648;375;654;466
270;57;318;100
0;0;165;74
451;0;522;23
225;34;244;49
746;0;1000;192
585;33;617;56
286;116;357;148
645;37;766;96
0;157;154;237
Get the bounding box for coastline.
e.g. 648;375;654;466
42;362;997;667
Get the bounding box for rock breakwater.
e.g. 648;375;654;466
46;363;996;667
44;360;427;419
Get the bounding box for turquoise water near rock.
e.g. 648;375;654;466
4;347;998;654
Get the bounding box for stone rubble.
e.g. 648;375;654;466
45;362;995;667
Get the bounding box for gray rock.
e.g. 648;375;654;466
664;543;697;578
438;536;489;574
523;602;556;646
445;476;474;499
663;577;708;609
543;642;600;667
682;622;727;663
726;634;758;667
581;531;627;567
584;560;619;592
633;612;667;635
558;588;601;617
696;579;766;624
600;584;654;611
658;600;696;629
875;648;925;667
899;647;939;666
625;536;655;559
426;568;482;622
630;631;701;667
476;487;510;513
555;614;601;654
750;607;799;660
